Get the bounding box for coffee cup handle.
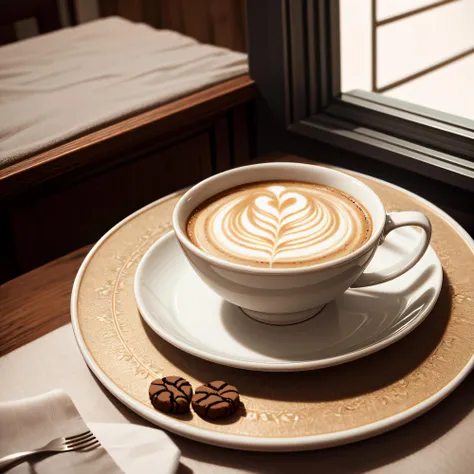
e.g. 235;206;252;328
351;211;432;288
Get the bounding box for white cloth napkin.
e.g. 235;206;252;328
90;423;181;474
0;390;181;474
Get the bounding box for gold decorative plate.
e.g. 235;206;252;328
71;169;474;451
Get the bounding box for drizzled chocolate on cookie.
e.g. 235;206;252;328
149;376;193;414
192;381;240;419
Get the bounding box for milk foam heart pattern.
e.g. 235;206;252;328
188;182;372;268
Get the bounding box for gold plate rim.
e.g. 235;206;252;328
71;169;474;451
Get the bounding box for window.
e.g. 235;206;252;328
342;0;474;121
247;0;474;192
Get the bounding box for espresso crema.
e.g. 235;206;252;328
186;181;372;268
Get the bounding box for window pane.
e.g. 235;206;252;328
377;0;443;22
340;0;474;120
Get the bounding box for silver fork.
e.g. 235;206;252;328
0;430;99;472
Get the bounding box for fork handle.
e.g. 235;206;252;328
0;450;38;471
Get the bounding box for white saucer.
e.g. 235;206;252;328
135;229;442;372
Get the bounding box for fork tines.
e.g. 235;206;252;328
65;431;100;451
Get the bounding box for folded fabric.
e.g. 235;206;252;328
0;390;181;474
90;423;181;474
0;16;248;166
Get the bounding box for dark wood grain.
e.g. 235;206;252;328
235;0;247;52
0;1;34;24
98;0;247;51
0;244;92;356
98;0;118;17
35;0;62;33
0;0;62;41
213;116;232;172
160;0;184;32
116;0;143;22
0;0;246;50
67;0;78;26
209;0;244;51
7;133;213;274
232;103;252;166
0;24;17;46
182;0;212;44
142;0;162;28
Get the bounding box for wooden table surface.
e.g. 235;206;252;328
0;244;92;356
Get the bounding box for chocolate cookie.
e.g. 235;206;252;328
192;381;240;419
149;376;193;414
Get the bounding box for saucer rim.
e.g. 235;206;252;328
134;230;443;372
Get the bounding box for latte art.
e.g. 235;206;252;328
187;181;372;268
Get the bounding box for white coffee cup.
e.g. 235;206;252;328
173;163;432;325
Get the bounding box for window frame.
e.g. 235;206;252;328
246;0;474;192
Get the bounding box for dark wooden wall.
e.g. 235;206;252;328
0;0;64;45
99;0;247;51
0;0;247;52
